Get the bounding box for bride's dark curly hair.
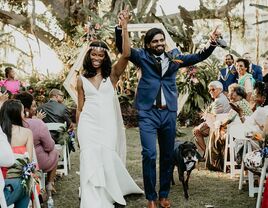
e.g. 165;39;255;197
83;41;111;79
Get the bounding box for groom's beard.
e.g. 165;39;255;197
147;47;165;56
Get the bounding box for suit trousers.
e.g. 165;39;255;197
138;108;177;201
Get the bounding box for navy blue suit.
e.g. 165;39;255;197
251;63;263;82
218;65;238;92
115;27;216;201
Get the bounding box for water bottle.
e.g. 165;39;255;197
47;196;54;208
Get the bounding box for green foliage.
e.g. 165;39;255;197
177;57;220;124
25;72;72;106
56;125;70;145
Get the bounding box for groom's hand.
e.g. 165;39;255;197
209;26;221;43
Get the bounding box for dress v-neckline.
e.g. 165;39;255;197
82;75;105;92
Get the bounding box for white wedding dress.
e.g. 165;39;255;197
78;76;143;208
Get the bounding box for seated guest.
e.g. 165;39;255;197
0;99;33;207
262;58;268;88
230;82;268;132
251;81;268;112
193;81;231;158
228;83;253;117
243;52;263;82
38;89;73;143
15;92;59;194
236;58;255;102
218;54;238;93
0;67;21;96
205;84;253;171
0;127;14;208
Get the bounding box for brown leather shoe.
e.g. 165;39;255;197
147;200;157;208
159;198;171;208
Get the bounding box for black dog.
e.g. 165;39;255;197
171;141;199;199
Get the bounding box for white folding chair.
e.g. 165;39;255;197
223;118;242;178
32;182;41;208
46;122;70;176
256;158;268;208
238;139;259;197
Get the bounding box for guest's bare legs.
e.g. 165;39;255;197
46;166;57;194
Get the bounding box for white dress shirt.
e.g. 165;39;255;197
153;53;169;106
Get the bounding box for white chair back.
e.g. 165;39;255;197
46;122;70;176
46;122;66;131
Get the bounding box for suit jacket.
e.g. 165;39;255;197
218;65;238;92
209;93;231;114
115;27;216;112
38;100;71;141
251;63;263;82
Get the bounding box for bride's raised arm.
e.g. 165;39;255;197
110;7;130;86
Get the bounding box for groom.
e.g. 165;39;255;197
116;9;221;208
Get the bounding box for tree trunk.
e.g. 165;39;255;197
255;0;260;64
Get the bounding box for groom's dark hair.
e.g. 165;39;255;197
144;28;165;49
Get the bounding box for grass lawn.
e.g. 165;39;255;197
53;127;256;208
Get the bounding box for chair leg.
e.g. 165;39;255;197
66;144;71;170
239;140;247;190
229;136;236;178
224;133;229;173
33;183;41;208
256;158;268;208
63;143;68;176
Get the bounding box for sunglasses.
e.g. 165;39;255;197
209;88;216;92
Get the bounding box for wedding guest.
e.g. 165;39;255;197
236;58;255;102
38;89;73;143
0;67;21;95
193;81;230;159
243;52;263;82
15;92;59;194
0;99;33;207
251;81;268;112
262;58;268;88
218;54;238;93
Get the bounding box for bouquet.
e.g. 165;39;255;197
6;153;38;196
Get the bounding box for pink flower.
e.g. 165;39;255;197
191;77;199;84
94;23;101;30
180;67;188;74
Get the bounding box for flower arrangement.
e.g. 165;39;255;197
179;65;199;84
6;153;39;196
171;54;184;65
261;147;268;158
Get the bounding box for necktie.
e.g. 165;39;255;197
155;57;162;107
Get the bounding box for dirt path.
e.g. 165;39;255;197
52;127;256;208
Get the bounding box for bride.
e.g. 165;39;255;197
76;9;143;208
